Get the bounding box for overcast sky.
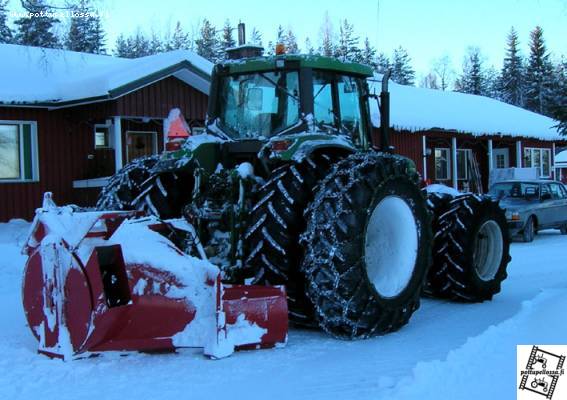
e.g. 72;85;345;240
7;0;567;77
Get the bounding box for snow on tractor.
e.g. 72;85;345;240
23;53;511;359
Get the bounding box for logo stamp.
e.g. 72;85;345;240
518;345;566;399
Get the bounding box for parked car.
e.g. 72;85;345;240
488;180;567;242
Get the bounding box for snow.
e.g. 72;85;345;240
0;44;213;105
425;184;462;196
1;218;567;399
369;75;563;141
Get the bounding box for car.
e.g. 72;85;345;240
488;180;567;242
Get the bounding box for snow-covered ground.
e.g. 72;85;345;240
0;219;565;400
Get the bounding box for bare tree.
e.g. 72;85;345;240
420;72;439;89
432;55;455;91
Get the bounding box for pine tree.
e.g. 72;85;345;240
250;27;262;47
167;21;190;51
549;57;567;135
304;37;315;55
195;19;219;62
87;12;106;54
455;47;486;95
358;37;377;70
283;27;298;54
66;0;105;54
391;47;415;85
318;12;334;57
335;19;359;62
525;26;554;115
149;32;164;54
498;27;524;106
14;0;60;48
375;52;390;74
219;19;235;55
114;31;151;58
0;0;13;44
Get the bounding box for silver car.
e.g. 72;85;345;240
488;180;567;242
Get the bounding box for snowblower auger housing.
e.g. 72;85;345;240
22;195;287;359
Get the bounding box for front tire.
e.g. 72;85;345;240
96;155;159;211
301;152;432;339
523;216;535;243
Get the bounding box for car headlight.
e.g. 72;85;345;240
505;211;520;221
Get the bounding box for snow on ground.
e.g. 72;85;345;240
0;220;566;400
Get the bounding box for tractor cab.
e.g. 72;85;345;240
206;55;375;162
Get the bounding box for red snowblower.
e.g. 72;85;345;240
22;194;287;360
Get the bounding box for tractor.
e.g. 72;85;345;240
96;51;511;340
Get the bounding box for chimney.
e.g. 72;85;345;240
226;22;264;60
237;22;245;46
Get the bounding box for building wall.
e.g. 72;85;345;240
0;77;209;222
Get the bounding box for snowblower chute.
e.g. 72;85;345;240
22;194;287;360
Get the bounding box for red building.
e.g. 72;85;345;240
0;45;564;221
0;45;211;221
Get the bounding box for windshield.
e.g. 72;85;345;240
217;71;300;139
489;182;540;200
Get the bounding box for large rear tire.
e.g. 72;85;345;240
301;152;432;339
425;192;511;302
96;155;160;211
245;155;334;324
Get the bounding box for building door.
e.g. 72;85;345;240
493;148;509;169
126;131;157;163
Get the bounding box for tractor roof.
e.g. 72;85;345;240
218;54;374;77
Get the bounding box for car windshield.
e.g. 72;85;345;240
217;71;300;139
489;182;540;200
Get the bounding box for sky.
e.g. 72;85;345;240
6;0;567;79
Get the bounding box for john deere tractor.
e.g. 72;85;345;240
97;54;511;339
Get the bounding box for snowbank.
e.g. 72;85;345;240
385;288;567;400
369;75;562;141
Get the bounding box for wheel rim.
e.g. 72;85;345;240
364;195;419;298
473;220;503;281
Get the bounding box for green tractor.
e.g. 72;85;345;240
97;54;511;339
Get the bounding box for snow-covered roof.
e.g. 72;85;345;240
369;76;563;141
0;44;213;108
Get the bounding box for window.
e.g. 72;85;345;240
496;154;506;169
550;183;565;199
218;70;300;139
457;149;472;180
337;75;365;140
524;148;551;178
95;125;111;148
0;121;38;181
313;72;335;126
435;148;450;180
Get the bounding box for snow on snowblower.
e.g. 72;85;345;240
22;193;287;360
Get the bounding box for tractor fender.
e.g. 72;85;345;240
152;134;224;176
264;133;357;162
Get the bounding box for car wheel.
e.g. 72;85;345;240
522;217;535;243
